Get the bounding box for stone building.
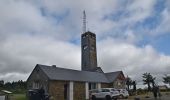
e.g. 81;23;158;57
27;31;126;100
158;85;168;90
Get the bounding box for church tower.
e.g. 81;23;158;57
81;31;98;71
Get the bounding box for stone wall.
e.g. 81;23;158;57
27;66;49;92
48;80;125;100
49;81;67;100
74;82;86;100
49;81;86;100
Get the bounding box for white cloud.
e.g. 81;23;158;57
0;0;78;41
0;72;29;82
0;0;159;40
98;38;170;80
0;34;81;80
154;8;170;35
0;1;45;33
0;0;170;84
1;34;170;83
125;0;156;23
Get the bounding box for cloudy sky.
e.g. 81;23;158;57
0;0;170;85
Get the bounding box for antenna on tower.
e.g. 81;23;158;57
83;10;86;33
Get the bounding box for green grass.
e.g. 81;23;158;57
8;92;170;100
10;94;26;100
127;91;170;100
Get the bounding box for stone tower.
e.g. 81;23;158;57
81;31;98;71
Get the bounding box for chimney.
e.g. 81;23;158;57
52;65;56;68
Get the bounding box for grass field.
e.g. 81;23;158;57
125;92;170;100
8;92;170;100
10;94;26;100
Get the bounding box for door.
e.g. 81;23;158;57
64;84;68;100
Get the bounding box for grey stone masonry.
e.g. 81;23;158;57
81;31;98;71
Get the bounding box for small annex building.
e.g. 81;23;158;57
27;64;125;100
27;30;126;100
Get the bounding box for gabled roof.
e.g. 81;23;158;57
105;71;124;83
37;64;109;83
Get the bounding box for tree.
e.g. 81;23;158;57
132;81;136;91
142;73;156;91
0;80;4;88
163;75;170;86
2;80;26;93
126;76;133;91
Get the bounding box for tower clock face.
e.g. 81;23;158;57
83;45;88;50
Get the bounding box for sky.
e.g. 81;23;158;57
0;0;170;86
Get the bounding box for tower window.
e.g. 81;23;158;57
83;45;88;50
82;35;86;38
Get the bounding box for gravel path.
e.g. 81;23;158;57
119;94;170;100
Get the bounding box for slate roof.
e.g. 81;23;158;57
37;64;109;83
105;71;123;83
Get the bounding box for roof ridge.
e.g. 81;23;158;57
36;64;109;83
38;64;105;74
105;71;122;74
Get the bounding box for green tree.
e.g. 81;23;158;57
163;75;170;86
2;80;26;93
132;81;136;91
126;76;133;91
0;80;4;89
142;73;156;91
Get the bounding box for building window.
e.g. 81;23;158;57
89;83;97;90
33;81;40;89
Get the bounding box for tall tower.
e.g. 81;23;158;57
81;11;98;71
81;32;98;71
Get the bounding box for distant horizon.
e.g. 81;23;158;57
1;79;170;90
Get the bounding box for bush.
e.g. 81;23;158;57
136;88;147;95
160;88;170;92
10;94;27;100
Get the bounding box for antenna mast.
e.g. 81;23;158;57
83;10;86;33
